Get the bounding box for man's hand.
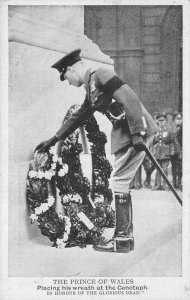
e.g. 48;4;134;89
35;135;58;153
132;134;145;151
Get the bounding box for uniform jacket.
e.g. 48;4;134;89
152;124;174;160
173;125;182;159
166;122;180;157
56;68;158;154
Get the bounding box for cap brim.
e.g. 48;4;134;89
51;49;81;72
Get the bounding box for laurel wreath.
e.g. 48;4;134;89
26;105;115;248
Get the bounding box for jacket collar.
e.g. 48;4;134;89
84;68;95;90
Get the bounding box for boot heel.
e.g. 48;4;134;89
114;237;134;253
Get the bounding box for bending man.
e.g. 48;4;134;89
35;49;158;253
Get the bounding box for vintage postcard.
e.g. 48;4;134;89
0;0;190;299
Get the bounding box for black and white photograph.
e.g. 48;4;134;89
0;0;190;299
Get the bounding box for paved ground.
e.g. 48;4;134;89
9;187;182;277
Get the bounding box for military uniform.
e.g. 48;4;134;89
55;67;157;250
36;49;158;252
175;123;182;189
142;153;155;188
152;115;173;190
142;112;160;188
167;111;182;189
56;68;158;155
171;113;182;189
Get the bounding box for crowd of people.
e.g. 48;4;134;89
130;108;183;191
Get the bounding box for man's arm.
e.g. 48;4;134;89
95;68;147;144
35;97;94;152
56;97;94;140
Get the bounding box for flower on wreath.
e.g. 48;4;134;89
44;170;53;180
47;195;55;206
28;170;38;178
62;193;82;204
28;169;55;180
55;216;71;248
94;194;104;203
57;157;63;164
63;232;69;242
30;213;38;222
65;223;71;232
38;170;44;179
35;203;47;215
51;163;57;170
30;195;56;222
28;149;68;181
71;194;82;203
52;154;59;163
58;164;69;177
49;147;56;155
64;216;71;233
56;238;66;249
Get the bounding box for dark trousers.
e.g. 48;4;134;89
171;155;182;188
155;159;170;189
143;155;155;187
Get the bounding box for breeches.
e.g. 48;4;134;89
158;159;170;170
143;155;155;175
112;135;154;193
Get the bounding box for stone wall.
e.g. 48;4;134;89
8;5;113;275
140;6;168;112
84;5;182;114
84;6;143;97
160;6;182;111
9;6;113;163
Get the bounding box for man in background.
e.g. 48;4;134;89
152;113;172;191
172;112;182;189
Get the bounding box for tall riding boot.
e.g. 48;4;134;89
144;172;151;188
114;192;134;252
173;174;177;188
152;172;161;190
162;167;169;190
115;192;133;237
177;175;182;190
93;192;134;253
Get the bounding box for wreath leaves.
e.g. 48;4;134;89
26;105;115;248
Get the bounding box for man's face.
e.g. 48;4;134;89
166;113;173;123
158;117;166;127
64;67;82;87
175;115;182;126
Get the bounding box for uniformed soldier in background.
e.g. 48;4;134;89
142;111;160;189
152;113;173;191
165;107;175;131
172;112;182;189
143;153;155;189
35;49;158;252
153;111;160;124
